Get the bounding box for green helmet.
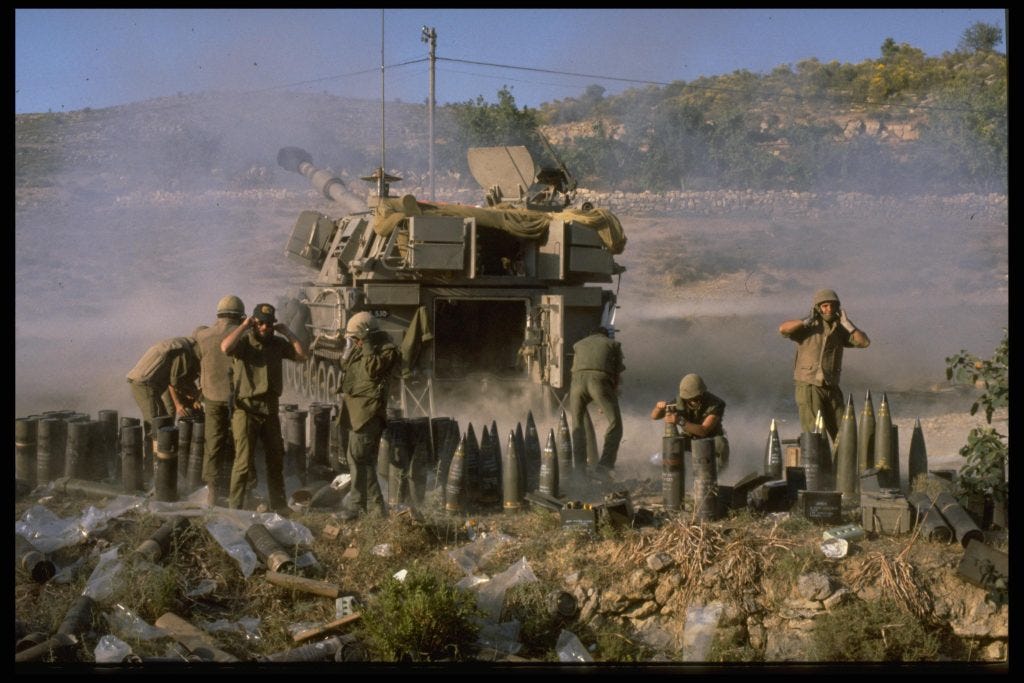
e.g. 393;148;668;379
216;294;246;318
345;311;377;340
813;289;840;307
678;373;706;400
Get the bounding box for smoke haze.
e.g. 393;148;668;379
15;93;1006;489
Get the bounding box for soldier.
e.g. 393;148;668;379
194;295;246;506
126;335;202;453
569;326;625;481
221;303;308;514
337;312;401;520
778;288;870;442
650;373;730;470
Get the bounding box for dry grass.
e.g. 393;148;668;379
846;526;933;621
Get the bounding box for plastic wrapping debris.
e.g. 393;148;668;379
447;532;513;576
205;519;257;578
475;556;537;621
105;604;167;641
393;569;408;582
682;601;724;662
556;629;593;662
201;616;262;642
82;546;123;603
477;619;522;655
372;543;393;557
94;634;133;663
15;496;144;554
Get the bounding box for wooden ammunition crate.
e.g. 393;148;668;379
861;491;913;534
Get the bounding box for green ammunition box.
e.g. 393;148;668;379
861;491;913;534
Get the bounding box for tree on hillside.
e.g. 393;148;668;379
958;22;1002;53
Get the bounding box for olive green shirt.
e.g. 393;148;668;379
784;320;855;387
226;331;298;415
194;319;239;403
340;330;401;431
675;391;726;438
126;337;199;395
570;333;625;378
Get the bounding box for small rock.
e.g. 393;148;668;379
797;572;833;601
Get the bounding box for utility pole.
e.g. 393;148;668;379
421;26;437;201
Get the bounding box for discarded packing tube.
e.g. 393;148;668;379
798;431;823;492
546;590;579;619
691;437;719;522
309;403;333;473
120;424;145;493
524;411;542;493
539;429;560;498
933;491;984;548
334;633;369;662
116;416;139;482
13;632;78;663
96;409;119;481
244;523;294;573
134;516;191;563
557;410;574;486
52;476;126;499
906;492;954;543
57;594;97;636
37;417;68;487
64;420;94;480
503;430;523;513
763;418;783;480
662;434;686;511
261;636;346;662
387;419;410;507
407;417;432;508
154;426;179;502
444;434;468;515
874;393;895;488
15;533;57;583
187;419;206;492
907;419;929;488
283;409;308;485
835;394;859;501
15;417;39;489
15;631;50;653
176;417;194;485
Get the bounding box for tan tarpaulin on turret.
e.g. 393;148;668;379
372;194;627;255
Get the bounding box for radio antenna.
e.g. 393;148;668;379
379;10;386;197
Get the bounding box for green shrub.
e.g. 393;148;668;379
811;599;947;661
362;568;482;661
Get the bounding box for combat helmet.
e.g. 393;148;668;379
812;288;840;307
345;311;378;340
678;373;707;400
216;294;246;319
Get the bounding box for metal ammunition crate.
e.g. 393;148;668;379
797;490;843;524
559;507;597;532
860;491;913;534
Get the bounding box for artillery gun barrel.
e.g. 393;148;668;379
277;146;365;210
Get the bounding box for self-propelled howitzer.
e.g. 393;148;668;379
276;145;627;418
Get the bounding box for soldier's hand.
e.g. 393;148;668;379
655;400;667;411
665;413;678;425
838;308;857;333
801;308;818;327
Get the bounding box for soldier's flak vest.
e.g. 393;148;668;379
127;337;195;384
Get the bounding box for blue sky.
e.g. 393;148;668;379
15;8;1007;114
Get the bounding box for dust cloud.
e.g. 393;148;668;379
15;94;1007;492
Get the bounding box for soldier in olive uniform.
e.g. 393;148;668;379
338;312;401;519
126;335;202;456
569;326;625;479
779;288;870;442
651;373;730;470
195;295;246;505
221;303;308;514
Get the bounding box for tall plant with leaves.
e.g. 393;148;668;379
945;329;1008;503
